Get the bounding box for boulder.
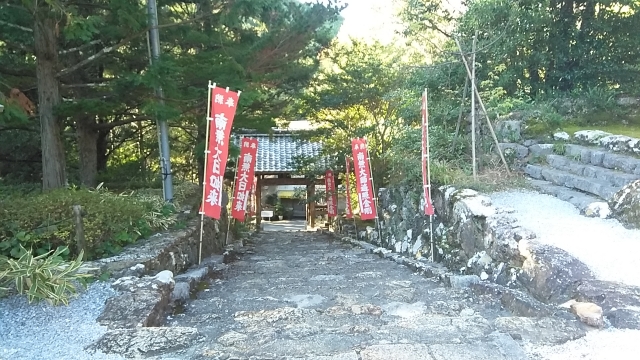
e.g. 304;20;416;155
599;135;640;155
97;270;175;329
553;132;570;141
610;180;640;229
517;240;596;304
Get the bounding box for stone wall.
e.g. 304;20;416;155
336;185;594;304
85;215;229;278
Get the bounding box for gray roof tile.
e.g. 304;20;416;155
233;134;322;173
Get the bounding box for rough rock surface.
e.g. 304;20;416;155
574;130;640;156
493;316;586;344
573;279;640;329
496;120;522;142
157;230;582;358
470;282;554;318
610;180;640;229
88;327;202;358
499;143;529;159
97;270;175;329
517;240;596;304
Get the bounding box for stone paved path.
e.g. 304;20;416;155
164;231;546;359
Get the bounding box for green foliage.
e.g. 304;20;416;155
552;143;566;155
0;186;178;260
0;246;93;305
1;0;344;187
385;125;470;188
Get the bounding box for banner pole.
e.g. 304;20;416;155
199;81;215;265
364;139;383;245
347;157;358;238
424;89;435;262
226;153;240;246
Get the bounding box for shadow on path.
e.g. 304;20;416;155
165;231;570;359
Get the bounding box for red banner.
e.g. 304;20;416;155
351;138;377;220
325;169;337;218
422;90;435;216
201;85;240;219
344;156;354;219
231;137;258;221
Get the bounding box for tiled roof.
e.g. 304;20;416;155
232;134;322;173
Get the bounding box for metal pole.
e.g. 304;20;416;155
226;155;240;246
471;33;478;181
147;0;174;202
198;81;215;264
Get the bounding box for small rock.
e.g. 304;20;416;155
480;272;489;281
154;270;175;285
460;308;475;317
584;202;611;219
561;300;605;328
553;132;570;141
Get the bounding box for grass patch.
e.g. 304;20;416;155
452;168;531;193
563;111;640;138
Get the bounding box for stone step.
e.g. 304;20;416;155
563;144;640;175
546;154;640;188
524;164;619;200
527;179;603;212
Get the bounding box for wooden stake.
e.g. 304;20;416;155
455;38;511;175
72;205;86;261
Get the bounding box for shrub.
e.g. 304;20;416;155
0;246;93;305
0;185;178;260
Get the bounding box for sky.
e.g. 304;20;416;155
335;0;404;44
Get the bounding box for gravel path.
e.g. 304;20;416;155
490;189;640;360
491;189;640;287
0;282;123;360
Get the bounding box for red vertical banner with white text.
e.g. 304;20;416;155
351;138;377;220
344;156;354;219
325;169;337;218
202;86;240;219
422;90;435;216
231;137;258;221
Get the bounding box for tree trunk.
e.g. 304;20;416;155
77;116;98;187
97;129;109;172
34;15;67;190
